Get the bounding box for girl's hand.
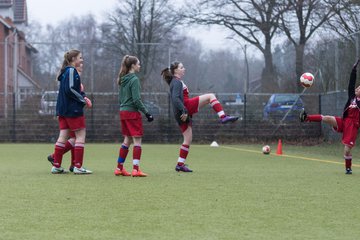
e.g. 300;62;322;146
84;97;92;108
180;113;188;122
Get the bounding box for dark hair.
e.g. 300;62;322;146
161;61;181;85
58;49;81;77
118;55;139;85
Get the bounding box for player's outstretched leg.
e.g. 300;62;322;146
199;94;239;124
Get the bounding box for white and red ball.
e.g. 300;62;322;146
262;145;271;154
300;72;315;88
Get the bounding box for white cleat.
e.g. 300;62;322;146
51;166;67;174
73;167;93;174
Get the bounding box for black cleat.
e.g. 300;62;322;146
299;109;308;122
47;154;54;166
346;168;352;175
175;164;193;172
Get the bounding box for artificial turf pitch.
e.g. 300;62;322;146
1;143;360;240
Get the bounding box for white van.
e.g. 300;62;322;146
39;91;58;115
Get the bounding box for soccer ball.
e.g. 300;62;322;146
300;72;314;88
262;145;271;154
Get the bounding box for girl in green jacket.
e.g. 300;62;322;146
114;55;153;177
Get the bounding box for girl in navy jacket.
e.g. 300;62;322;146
51;49;92;174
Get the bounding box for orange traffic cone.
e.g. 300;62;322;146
276;139;283;155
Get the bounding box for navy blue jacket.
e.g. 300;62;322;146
343;68;359;119
56;66;86;117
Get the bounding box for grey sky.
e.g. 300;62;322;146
26;0;232;50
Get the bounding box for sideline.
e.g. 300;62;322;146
221;146;360;168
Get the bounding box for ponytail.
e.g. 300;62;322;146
118;55;139;85
161;67;172;85
161;61;181;85
57;49;81;79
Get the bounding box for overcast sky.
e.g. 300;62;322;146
26;0;232;50
27;0;118;24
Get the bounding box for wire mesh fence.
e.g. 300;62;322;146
0;91;347;144
1;31;359;144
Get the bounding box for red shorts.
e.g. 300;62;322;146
333;116;359;147
179;96;199;132
120;111;143;137
58;116;85;131
184;96;199;115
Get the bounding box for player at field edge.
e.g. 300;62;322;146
114;55;154;177
47;63;92;173
51;50;92;174
300;58;360;174
161;61;239;172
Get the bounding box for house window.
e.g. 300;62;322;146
0;0;13;7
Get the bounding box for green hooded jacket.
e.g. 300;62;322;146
119;73;148;114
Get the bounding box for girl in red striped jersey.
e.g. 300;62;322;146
161;61;239;172
300;59;360;174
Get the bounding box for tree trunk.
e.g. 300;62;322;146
295;43;305;92
261;41;277;93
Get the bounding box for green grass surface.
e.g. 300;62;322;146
1;143;360;240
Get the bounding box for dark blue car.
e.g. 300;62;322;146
263;94;304;122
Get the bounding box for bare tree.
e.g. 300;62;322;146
26;15;101;90
325;0;360;37
100;0;182;86
279;0;341;91
183;0;289;92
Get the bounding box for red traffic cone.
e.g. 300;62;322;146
276;139;283;155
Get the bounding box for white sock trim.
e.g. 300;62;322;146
177;157;186;163
217;110;225;117
133;159;140;165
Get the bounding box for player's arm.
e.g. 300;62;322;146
348;59;360;97
66;68;86;105
130;77;149;115
170;81;187;114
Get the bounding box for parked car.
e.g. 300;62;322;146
263;94;304;122
39;91;58;115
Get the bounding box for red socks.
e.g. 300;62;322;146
345;155;352;169
133;145;142;170
210;99;225;118
53;142;65;168
177;144;190;166
307;114;322;122
74;142;84;168
117;144;129;170
63;139;75;167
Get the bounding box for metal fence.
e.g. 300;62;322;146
0;91;348;144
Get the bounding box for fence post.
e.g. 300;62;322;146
11;93;16;142
243;93;247;136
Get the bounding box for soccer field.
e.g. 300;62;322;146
1;143;360;240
